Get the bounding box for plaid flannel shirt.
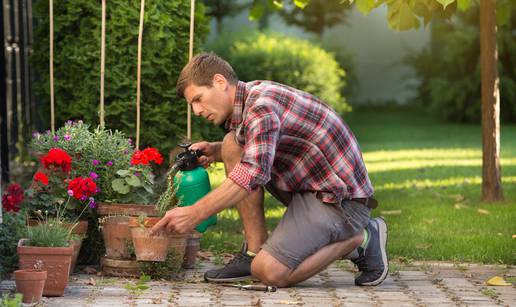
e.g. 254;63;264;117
226;81;373;204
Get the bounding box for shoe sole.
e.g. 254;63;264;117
204;275;260;283
360;216;388;286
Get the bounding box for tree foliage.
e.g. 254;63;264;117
32;0;210;155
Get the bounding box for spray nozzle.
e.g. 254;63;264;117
174;142;203;171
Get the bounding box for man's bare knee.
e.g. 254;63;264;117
221;132;242;168
251;251;292;287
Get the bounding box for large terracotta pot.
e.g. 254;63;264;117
14;269;47;303
17;239;73;297
128;217;187;262
96;202;159;217
100;257;140;277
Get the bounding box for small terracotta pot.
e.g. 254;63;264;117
128;217;187;262
100;257;140;277
14;269;47;303
17;239;73;297
182;231;201;269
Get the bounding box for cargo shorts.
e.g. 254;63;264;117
261;183;371;269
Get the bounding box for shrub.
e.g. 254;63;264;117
406;7;516;123
0;211;26;278
31;0;211;153
207;31;350;114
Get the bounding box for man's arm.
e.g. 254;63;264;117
150;177;249;235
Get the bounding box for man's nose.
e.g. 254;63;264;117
192;104;203;116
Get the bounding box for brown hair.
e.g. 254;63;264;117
176;52;238;98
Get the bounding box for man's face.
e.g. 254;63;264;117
183;74;233;126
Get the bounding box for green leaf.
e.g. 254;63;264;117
496;0;511;26
143;184;154;194
116;169;130;177
139;274;151;283
125;175;142;187
436;0;455;9
249;1;264;21
293;0;310;9
457;0;472;11
356;0;376;15
112;179;130;194
387;0;420;31
270;0;283;9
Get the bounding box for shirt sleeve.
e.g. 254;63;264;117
228;100;280;192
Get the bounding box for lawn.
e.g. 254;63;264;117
201;107;516;264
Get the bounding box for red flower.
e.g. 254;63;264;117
131;147;163;166
33;172;49;186
41;148;72;173
2;183;24;212
68;177;97;201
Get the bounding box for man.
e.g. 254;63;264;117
151;52;388;287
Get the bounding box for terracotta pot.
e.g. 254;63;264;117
100;215;132;259
100;257;140;277
14;269;47;303
17;239;74;297
96;202;159;217
69;239;82;275
128;217;187;262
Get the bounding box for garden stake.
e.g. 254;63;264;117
222;284;277;292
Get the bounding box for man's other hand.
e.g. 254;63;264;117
190;141;216;168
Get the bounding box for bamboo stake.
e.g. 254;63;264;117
136;0;145;150
100;0;106;129
49;0;55;133
187;0;195;141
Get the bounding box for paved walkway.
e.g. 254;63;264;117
1;260;515;306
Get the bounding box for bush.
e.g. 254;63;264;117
206;31;350;114
0;211;26;278
31;0;211;154
406;7;516;123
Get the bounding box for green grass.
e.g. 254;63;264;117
201;107;516;264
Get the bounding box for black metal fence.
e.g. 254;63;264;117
1;0;36;184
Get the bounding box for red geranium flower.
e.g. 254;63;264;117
68;177;97;201
131;147;163;166
2;183;24;212
33;172;49;186
41;148;72;173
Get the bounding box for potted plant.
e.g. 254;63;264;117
14;260;47;304
128;169;186;263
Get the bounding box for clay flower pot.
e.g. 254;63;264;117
14;269;47;303
128;217;187;262
17;239;74;297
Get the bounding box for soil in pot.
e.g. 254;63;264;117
14;269;47;303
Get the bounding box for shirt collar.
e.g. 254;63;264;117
225;81;247;130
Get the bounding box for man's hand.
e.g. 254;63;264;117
150;206;202;235
189;141;221;168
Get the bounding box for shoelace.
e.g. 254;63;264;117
226;252;252;267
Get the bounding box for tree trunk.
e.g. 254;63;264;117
479;0;502;201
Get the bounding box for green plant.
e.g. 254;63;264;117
124;274;151;296
138;249;183;280
0;293;23;307
31;0;210;155
207;31;350;115
0;211;27;279
406;6;516;123
26;217;72;247
155;168;182;217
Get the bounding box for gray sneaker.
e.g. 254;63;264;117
353;217;388;286
204;243;257;283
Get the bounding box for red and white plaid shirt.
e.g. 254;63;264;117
226;81;373;204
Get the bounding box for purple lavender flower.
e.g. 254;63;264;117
32;132;40;138
92;159;100;166
46;130;51;135
53;135;59;142
123;149;129;155
66;120;73;126
128;138;133;145
89;172;99;180
63;134;71;141
78;120;83;124
95;187;101;193
67;190;74;197
134;172;140;177
88;197;96;209
80;195;87;201
106;161;113;166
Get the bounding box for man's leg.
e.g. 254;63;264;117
251;233;363;287
204;132;267;282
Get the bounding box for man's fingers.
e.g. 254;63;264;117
150;217;169;235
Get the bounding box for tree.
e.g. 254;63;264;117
278;0;352;36
250;0;509;202
203;0;250;33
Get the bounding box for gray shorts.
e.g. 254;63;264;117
262;184;371;269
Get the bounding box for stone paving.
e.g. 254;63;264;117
1;260;515;306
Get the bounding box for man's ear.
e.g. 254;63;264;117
213;74;228;90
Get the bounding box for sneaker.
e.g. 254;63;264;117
353;217;388;286
204;244;256;283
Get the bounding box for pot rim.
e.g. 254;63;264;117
14;269;48;280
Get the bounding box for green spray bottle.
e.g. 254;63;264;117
173;143;217;233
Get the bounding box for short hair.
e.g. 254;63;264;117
176;52;238;98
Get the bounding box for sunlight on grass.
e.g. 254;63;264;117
375;176;516;191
